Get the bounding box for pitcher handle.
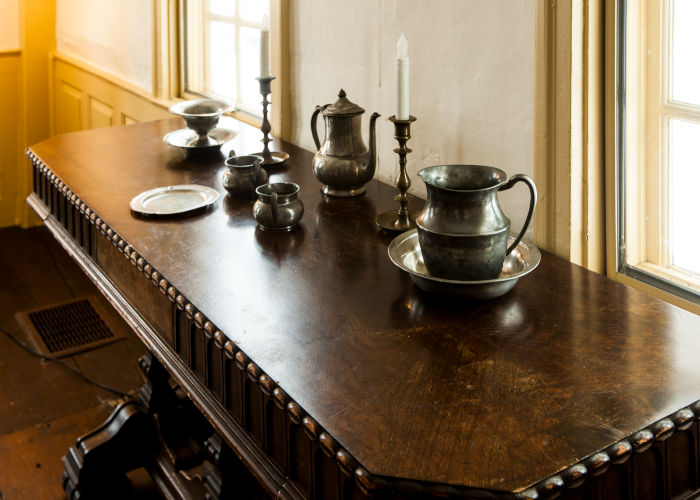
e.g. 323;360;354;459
499;174;537;255
310;105;324;151
270;191;279;226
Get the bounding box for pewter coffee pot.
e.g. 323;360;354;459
311;90;380;197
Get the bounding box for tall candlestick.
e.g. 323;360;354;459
396;33;409;120
260;14;270;78
375;115;418;232
253;75;290;166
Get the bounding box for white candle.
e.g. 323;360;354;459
260;14;270;78
396;33;409;120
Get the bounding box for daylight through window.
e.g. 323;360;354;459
618;0;700;303
181;0;270;117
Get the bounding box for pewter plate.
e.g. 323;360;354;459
130;185;220;216
388;229;541;299
163;117;237;149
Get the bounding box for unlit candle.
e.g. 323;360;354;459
397;33;409;120
260;14;270;78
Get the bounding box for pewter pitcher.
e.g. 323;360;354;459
416;165;536;281
311;89;380;197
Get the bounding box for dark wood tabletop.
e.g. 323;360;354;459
28;118;700;496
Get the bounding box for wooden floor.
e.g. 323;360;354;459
0;226;161;499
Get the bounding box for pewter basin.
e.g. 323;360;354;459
388;229;540;299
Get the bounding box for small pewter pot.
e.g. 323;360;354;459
416;165;537;281
254;183;304;231
222;154;268;197
311;89;380;197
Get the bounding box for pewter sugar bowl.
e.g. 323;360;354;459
311;89;380;197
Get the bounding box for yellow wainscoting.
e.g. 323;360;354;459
0;51;23;228
51;53;171;136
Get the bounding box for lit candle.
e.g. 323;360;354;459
260;14;270;78
396;33;409;120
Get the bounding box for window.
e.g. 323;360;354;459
180;0;270;118
617;0;700;305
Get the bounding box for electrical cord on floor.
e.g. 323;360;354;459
0;325;128;399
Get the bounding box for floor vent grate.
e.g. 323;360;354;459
15;297;123;358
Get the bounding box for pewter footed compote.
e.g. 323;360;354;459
168;99;234;147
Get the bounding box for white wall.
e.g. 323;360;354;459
289;0;535;233
55;0;152;91
0;0;19;51
50;1;536;233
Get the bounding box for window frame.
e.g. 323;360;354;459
533;0;699;314
613;0;700;308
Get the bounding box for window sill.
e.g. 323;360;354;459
614;266;700;315
635;261;700;294
52;51;175;109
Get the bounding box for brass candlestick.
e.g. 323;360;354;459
376;115;418;232
254;76;289;166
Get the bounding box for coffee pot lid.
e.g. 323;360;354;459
323;89;364;116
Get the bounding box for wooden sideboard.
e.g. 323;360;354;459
26;118;700;500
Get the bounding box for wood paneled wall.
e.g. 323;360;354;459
0;51;22;228
50;53;171;136
0;51;173;229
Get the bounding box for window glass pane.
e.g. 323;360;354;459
181;0;269;116
671;0;700;106
207;21;236;101
669;118;700;275
239;1;268;24
208;0;235;17
239;26;261;111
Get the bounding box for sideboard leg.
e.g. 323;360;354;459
61;399;157;500
138;350;179;413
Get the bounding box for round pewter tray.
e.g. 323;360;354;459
388;229;541;299
130;185;220;216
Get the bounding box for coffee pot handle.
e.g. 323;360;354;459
499;174;537;255
311;105;324;150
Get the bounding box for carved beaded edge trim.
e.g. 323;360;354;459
26;150;700;499
516;405;699;499
25;150;380;495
